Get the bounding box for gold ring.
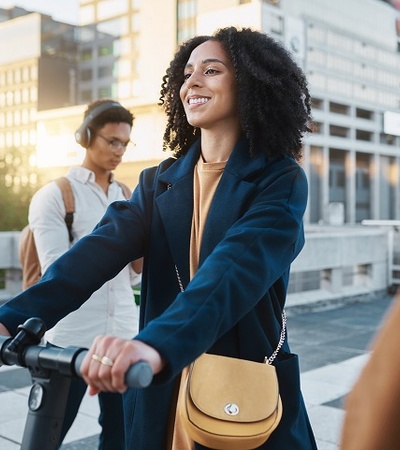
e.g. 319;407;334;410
100;356;114;367
92;354;103;363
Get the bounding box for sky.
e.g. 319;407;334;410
0;0;79;24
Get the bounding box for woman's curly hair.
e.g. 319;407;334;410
159;27;312;160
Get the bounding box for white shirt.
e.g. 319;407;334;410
29;166;140;348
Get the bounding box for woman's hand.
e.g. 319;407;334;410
81;336;165;395
0;323;11;336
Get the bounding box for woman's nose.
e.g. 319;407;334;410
186;71;202;88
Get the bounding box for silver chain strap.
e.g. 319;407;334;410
175;265;286;365
265;310;286;365
175;265;184;292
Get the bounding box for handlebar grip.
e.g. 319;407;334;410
74;351;153;388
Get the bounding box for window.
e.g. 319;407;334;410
80;68;92;81
311;122;323;134
80;49;93;61
311;97;323;110
98;44;114;57
356;108;373;120
330;125;349;138
81;89;92;103
329;102;349;115
288;270;320;294
356;130;373;142
98;65;114;78
98;86;112;98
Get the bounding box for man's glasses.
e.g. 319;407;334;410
96;133;130;152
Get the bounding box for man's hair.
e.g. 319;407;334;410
159;27;312;160
84;98;134;133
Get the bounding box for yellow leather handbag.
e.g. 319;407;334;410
179;312;286;450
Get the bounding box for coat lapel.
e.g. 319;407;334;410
200;137;267;264
156;142;201;286
156;137;267;282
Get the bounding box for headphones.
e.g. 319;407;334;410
74;101;123;148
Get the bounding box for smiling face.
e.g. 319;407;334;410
179;40;240;134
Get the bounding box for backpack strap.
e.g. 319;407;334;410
116;180;132;200
54;177;75;243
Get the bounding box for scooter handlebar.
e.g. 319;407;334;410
0;335;153;389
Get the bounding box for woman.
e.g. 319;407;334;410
0;27;316;448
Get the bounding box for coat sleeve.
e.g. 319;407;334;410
340;293;400;450
0;167;157;336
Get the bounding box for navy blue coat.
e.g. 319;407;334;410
0;137;317;449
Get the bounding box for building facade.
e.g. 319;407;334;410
1;0;400;224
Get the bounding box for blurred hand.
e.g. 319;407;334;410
0;323;11;336
80;336;164;395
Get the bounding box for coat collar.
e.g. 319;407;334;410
156;137;268;286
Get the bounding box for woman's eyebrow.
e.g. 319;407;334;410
185;58;227;68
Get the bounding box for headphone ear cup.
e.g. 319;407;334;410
84;127;92;148
75;125;91;148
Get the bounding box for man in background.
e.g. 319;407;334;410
28;99;141;449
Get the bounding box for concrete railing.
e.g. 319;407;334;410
0;231;22;302
0;226;391;307
287;225;389;307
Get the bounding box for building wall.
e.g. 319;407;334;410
1;0;400;227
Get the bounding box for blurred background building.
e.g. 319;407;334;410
0;0;400;226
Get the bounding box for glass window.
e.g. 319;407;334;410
270;14;283;35
356;130;373;142
81;89;93;103
80;68;93;81
14;68;21;84
6;111;13;126
22;67;29;82
98;65;114;78
13;110;20;126
356;108;373;120
311;97;323;110
330;125;349;138
98;44;114;57
329;102;349;115
80;48;93;61
308;24;325;44
98;86;112;98
30;87;37;102
30;65;38;81
308;49;326;66
311;121;323;134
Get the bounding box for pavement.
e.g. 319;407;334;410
0;291;395;450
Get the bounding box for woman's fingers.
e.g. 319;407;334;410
81;336;165;394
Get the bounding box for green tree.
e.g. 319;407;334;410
0;146;42;231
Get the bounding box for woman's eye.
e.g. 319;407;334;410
205;68;218;75
183;73;191;80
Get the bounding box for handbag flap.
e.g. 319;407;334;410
188;353;280;423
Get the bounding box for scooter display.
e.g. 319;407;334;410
0;317;153;450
